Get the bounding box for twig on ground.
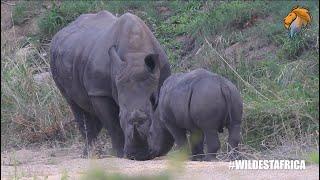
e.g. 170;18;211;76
195;44;204;55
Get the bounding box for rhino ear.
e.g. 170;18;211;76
145;54;160;74
108;46;124;67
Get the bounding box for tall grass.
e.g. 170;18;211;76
1;40;75;150
193;41;319;152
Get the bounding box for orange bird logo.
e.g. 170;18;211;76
284;6;312;37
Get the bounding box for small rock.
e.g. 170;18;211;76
157;6;171;16
33;72;51;85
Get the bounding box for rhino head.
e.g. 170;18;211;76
147;106;175;159
109;46;160;160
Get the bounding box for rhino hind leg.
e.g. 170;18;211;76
227;124;241;160
203;129;220;161
190;130;204;161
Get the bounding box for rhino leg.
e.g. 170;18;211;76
227;124;241;160
203;129;220;161
90;96;124;158
69;101;102;158
165;121;187;149
50;77;102;158
190;130;204;161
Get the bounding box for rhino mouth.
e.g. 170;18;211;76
124;124;152;161
126;148;152;161
147;149;159;159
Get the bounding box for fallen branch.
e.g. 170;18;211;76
1;1;15;6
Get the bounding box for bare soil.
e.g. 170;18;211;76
1;147;319;180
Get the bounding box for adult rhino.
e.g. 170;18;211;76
50;10;170;160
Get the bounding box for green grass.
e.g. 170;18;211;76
12;1;28;25
61;170;69;180
12;1;42;25
2;1;319;159
307;151;319;164
82;166;171;180
196;1;268;37
38;1;104;38
80;151;188;179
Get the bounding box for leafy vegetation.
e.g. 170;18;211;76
82;167;170;180
2;0;319;162
38;1;104;37
12;1;42;25
308;151;319;164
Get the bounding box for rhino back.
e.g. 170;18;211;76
189;69;242;129
50;11;117;112
190;75;227;129
159;70;208;129
51;11;171;113
159;69;234;130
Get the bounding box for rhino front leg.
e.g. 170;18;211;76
51;78;102;158
91;96;124;158
227;124;241;160
69;101;102;158
203;129;220;161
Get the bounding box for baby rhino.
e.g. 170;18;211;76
148;69;243;161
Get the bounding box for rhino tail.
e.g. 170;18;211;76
187;84;194;125
220;78;233;133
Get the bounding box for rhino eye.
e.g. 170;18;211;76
145;56;155;72
144;54;159;73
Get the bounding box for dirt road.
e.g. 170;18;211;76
1;147;318;180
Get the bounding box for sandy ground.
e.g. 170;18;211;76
1;147;319;180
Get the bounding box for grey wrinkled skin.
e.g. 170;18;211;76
148;69;243;161
50;11;170;160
